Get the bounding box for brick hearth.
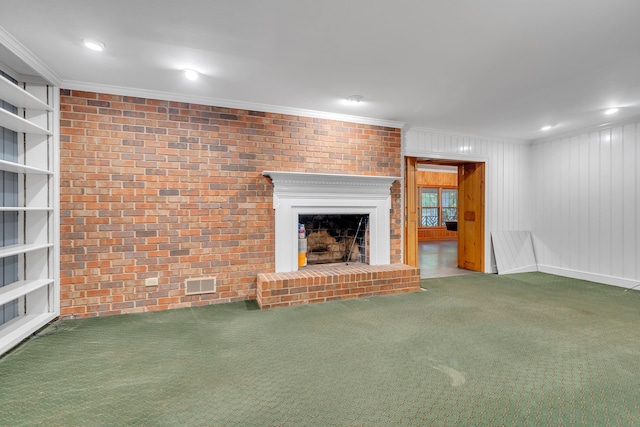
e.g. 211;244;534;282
257;263;420;309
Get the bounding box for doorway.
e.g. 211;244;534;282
405;157;486;276
419;240;478;278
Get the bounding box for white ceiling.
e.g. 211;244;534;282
2;0;640;141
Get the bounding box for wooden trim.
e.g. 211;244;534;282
416;170;458;187
404;157;418;267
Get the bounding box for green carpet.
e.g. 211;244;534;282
1;273;639;426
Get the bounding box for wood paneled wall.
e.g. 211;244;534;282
404;128;532;272
416;170;457;187
418;228;456;241
531;121;640;287
405;122;640;287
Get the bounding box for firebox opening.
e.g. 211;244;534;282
298;214;370;267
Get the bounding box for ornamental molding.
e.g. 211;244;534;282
263;171;398;273
262;171;400;190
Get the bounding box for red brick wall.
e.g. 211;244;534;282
59;90;403;317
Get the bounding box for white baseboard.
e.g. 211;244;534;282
499;264;538;275
537;265;640;290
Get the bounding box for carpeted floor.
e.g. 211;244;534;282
1;272;639;426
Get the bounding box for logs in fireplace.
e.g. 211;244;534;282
299;214;369;265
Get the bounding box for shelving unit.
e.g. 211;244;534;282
0;243;55;259
0;158;52;175
0;70;58;356
0;74;53;111
0;108;52;135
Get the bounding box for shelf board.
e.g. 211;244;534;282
0;158;52;175
0;207;53;212
0;243;53;259
0;108;52;135
0;312;58;356
0;74;52;111
0;279;54;307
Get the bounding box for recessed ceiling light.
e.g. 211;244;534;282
82;38;105;51
540;125;553;131
346;95;364;103
604;108;619;115
183;69;199;81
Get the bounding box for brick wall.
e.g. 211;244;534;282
59;90;403;317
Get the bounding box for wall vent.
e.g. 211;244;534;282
185;277;216;295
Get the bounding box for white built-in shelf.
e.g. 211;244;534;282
0;159;52;175
0;243;53;259
0;48;58;358
0;74;52;111
0;312;58;356
0;279;54;307
0;108;52;135
0;207;53;212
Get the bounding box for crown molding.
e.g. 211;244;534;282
0;25;62;86
62;79;406;129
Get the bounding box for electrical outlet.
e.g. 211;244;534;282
145;277;159;287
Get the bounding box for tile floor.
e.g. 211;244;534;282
419;239;478;279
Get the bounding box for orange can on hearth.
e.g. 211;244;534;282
298;252;307;267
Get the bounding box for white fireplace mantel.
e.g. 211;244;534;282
263;171;400;272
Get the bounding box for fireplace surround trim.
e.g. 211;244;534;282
263;171;400;272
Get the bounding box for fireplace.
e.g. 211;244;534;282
258;171;420;309
299;214;370;266
263;171;399;273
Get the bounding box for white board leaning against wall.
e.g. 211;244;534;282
491;231;538;274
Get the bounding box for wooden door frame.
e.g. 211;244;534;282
457;162;485;272
404;155;487;272
404;157;418;267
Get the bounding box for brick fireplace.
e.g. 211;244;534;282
258;171;421;308
59;90;407;317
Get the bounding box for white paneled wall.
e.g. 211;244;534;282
404;128;532;272
532;121;640;288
